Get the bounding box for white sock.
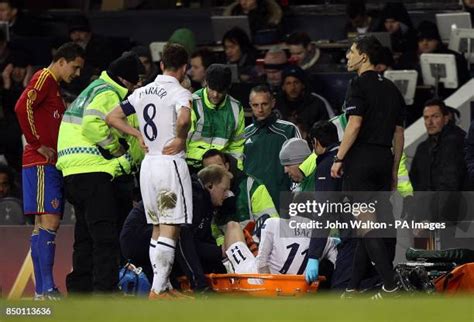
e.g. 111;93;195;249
150;238;174;290
151;237;176;293
225;241;257;274
149;238;157;280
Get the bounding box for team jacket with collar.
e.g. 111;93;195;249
243;112;300;208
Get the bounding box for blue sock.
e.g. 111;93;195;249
30;233;43;295
38;227;57;293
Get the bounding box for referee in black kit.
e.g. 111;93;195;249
331;36;405;298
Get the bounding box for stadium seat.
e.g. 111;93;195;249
149;42;167;62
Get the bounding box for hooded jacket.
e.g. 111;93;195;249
57;71;143;177
374;3;417;53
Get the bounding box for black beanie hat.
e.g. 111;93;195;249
107;52;145;86
68;15;91;34
281;65;307;85
381;3;413;29
205;64;232;92
417;21;442;42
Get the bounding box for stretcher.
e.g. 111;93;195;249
206;273;326;297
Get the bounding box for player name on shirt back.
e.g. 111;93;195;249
139;86;168;99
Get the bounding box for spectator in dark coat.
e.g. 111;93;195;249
286;32;336;73
409;99;468;248
396;21;470;97
374;2;417;54
66;15;116;94
0;49;30;171
0;0;40;37
410;98;467;192
274;66;333;139
222;27;259;83
189;48;215;91
344;0;377;38
130;45;159;85
263;46;288;95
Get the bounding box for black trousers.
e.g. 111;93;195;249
65;172;121;293
343;145;397;289
343;144;393;192
343;144;395;230
331;238;396;290
112;174;134;265
176;225;226;290
318;258;335;290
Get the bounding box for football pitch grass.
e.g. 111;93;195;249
1;294;473;322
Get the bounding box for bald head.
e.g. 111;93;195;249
264;46;288;87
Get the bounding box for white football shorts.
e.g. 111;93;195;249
140;155;192;225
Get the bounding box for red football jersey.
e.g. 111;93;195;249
15;68;66;167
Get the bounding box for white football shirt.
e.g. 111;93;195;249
121;75;191;157
256;217;337;275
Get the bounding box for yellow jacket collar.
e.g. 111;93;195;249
100;71;129;99
203;87;227;109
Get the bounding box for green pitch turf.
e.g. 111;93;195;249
1;294;473;322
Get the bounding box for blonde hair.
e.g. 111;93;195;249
198;164;233;186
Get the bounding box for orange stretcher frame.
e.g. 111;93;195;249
206;273;326;297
